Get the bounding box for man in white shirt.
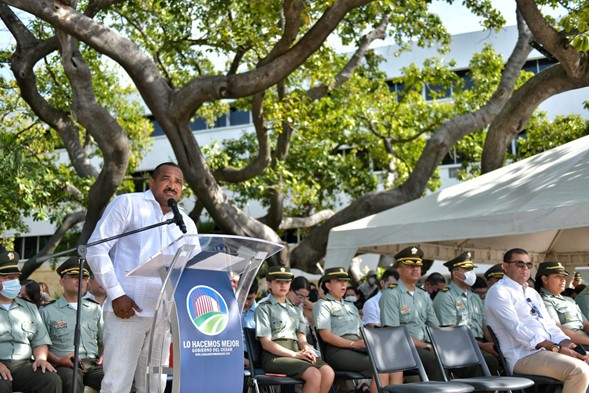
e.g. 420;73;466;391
362;269;398;327
485;248;589;393
86;162;197;393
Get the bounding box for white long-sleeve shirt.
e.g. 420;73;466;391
485;274;568;373
86;190;197;316
362;291;382;326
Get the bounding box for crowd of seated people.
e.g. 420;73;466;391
243;249;589;393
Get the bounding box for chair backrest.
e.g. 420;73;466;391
243;327;264;371
313;327;329;362
486;325;512;376
361;325;428;383
427;325;492;379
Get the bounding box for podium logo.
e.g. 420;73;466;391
186;285;229;336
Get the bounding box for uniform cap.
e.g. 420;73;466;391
394;246;424;266
444;251;477;270
535;261;569;280
56;256;91;277
321;267;351;282
484;264;504;280
0;251;20;275
574;272;582;279
266;266;294;281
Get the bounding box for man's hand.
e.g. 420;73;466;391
112;295;142;319
560;341;589;361
479;341;499;358
32;359;56;373
54;353;75;368
0;362;12;381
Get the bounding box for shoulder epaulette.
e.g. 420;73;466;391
440;287;450;293
387;283;398;289
40;300;56;308
259;299;272;305
84;298;100;305
416;286;426;291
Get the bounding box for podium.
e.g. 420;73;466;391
127;234;283;393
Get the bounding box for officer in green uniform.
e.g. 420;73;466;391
255;266;334;393
483;264;504;288
432;251;499;375
40;257;104;393
0;251;61;393
536;262;589;348
314;267;402;388
379;246;441;380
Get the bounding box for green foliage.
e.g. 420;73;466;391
514;113;589;159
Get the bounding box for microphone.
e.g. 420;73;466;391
167;198;187;234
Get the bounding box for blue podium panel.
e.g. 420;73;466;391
175;269;243;393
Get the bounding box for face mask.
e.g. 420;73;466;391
345;296;357;303
462;270;477;287
1;279;22;299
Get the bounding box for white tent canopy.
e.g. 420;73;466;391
325;135;589;270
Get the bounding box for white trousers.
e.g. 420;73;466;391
101;312;171;393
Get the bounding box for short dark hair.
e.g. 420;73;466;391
291;276;310;292
248;278;259;295
151;162;181;179
503;248;528;263
425;272;446;286
381;269;399;284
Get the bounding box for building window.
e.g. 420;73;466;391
230;108;250;125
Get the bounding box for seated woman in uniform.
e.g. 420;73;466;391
255;266;334;393
313;267;403;393
535;261;589;348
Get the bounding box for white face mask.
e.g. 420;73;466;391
461;270;477;287
1;279;21;299
344;295;358;303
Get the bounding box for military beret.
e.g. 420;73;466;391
484;264;504;281
444;251;477;271
322;267;351;282
266;266;294;281
395;246;424;266
56;256;91;277
535;261;569;280
0;251;21;275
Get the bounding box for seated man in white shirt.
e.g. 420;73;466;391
361;269;398;327
486;248;589;393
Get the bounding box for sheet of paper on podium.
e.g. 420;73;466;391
127;248;244;278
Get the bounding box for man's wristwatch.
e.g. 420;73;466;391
550;344;561;353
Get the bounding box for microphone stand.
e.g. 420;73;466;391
44;217;181;393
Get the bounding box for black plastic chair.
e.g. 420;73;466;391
487;326;562;393
360;325;475;393
426;325;534;392
243;327;304;393
314;327;369;391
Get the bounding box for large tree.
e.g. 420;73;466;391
0;0;587;275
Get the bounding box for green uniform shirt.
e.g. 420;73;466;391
255;295;306;340
313;294;362;337
379;280;439;341
575;289;589;320
0;297;52;360
432;281;485;338
40;297;103;359
541;288;587;331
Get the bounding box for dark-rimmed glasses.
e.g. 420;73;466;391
506;260;533;269
295;291;309;301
